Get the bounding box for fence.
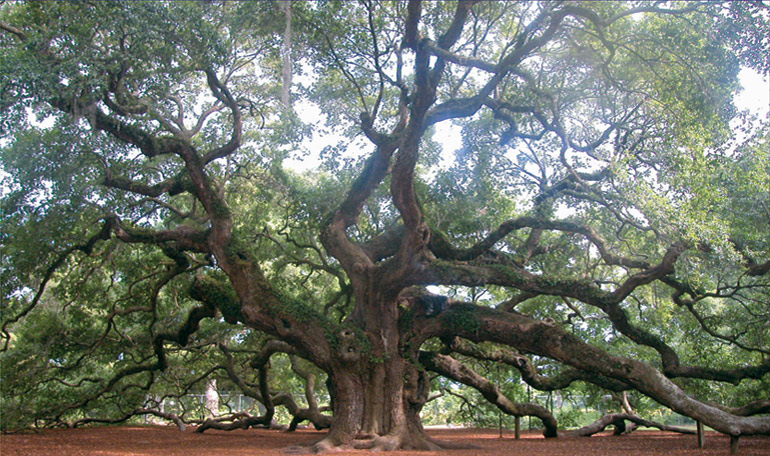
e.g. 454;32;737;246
150;392;264;421
148;391;696;430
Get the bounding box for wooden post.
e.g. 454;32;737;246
497;363;503;438
515;416;521;440
696;421;705;448
730;435;739;455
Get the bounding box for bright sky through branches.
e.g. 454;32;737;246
287;67;769;175
736;67;770;119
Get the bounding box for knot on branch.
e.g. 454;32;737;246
398;288;453;318
417;223;431;245
335;328;362;364
353;262;368;275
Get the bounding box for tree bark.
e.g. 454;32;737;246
292;291;468;452
311;361;465;452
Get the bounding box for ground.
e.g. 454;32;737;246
2;427;770;456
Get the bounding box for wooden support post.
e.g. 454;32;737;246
697;421;705;448
515;416;521;440
730;435;739;455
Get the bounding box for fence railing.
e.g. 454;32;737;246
147;391;696;430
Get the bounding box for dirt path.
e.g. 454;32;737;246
2;427;769;455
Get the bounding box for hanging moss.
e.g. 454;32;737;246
272;293;322;324
325;325;342;350
485;264;527;286
177;174;196;195
224;237;253;264
356;328;373;356
442;303;481;334
369;354;388;364
210;198;231;219
430;259;458;274
190;275;243;324
122;223;162;242
398;307;416;332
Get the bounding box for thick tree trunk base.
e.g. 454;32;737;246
283;429;478;453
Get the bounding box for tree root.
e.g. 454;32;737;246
281;430;478;453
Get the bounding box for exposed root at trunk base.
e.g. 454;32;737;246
281;430;478;453
419;435;480;450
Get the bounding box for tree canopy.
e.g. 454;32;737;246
1;1;768;452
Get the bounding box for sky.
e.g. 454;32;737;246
735;67;770;119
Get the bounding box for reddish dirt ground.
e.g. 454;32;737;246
2;426;769;456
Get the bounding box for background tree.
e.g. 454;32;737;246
1;1;768;452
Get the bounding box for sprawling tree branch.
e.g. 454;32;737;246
444;337;631;392
420;351;558;437
566;413;696;437
421;304;770;436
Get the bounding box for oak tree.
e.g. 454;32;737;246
1;1;768;451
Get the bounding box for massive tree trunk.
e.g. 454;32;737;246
318;361;437;451
309;291;443;452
